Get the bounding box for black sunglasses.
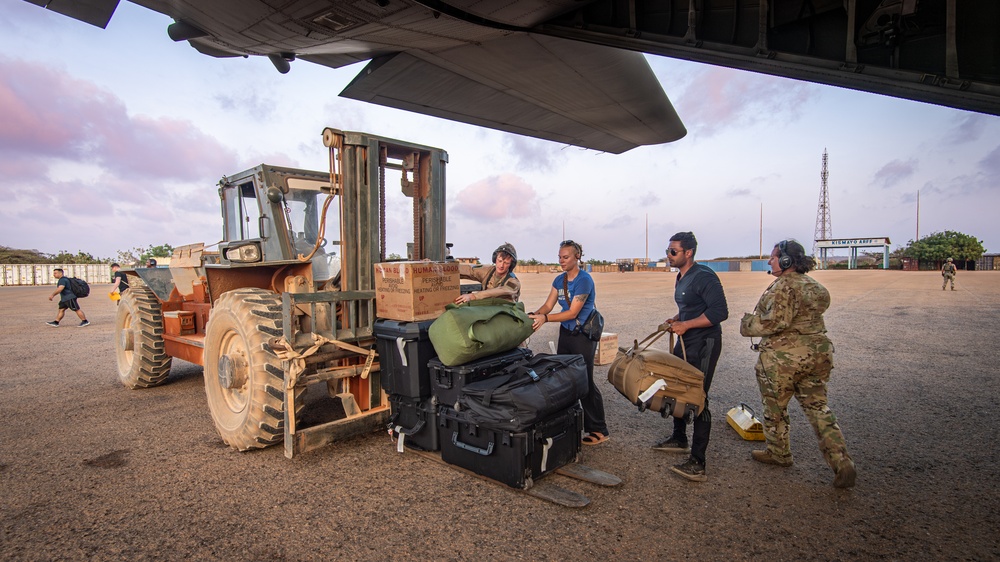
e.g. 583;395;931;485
667;248;686;256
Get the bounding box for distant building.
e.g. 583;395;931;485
977;254;999;271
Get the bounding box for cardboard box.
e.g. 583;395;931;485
595;332;618;365
374;261;460;322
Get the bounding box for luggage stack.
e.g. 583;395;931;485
437;353;590;489
375;319;534;453
373;285;589;490
375;318;441;451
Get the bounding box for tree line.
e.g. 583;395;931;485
0;245;175;265
3;230;986;268
899;230;984;263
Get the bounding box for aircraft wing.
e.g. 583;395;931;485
26;0;686;153
337;34;686;154
22;0;120;28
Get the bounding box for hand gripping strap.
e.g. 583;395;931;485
633;325;687;361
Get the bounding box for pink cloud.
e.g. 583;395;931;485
673;66;815;137
454;174;539;220
53;179;114;217
239;151;300;170
0;55;238;182
102;115;238;181
0;153;41;181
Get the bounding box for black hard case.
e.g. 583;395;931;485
439;404;583;489
388;394;441;452
374;318;437;398
429;347;532;408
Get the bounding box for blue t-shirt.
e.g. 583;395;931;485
552;270;596;331
57;277;75;302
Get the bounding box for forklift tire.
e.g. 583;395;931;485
115;286;173;389
203;288;303;451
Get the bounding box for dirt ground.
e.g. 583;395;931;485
2;270;998;561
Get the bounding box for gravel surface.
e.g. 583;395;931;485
2;270;998;560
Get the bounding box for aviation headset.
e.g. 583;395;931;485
561;240;583;259
777;240;793;271
492;243;517;271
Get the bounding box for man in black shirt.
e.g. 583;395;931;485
655;231;729;482
109;263;129;305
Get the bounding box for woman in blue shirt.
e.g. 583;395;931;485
528;240;609;445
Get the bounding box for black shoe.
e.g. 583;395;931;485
45;321;59;327
652;436;690;453
669;458;706;482
78;320;91;328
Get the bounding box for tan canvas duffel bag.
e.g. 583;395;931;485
607;325;706;419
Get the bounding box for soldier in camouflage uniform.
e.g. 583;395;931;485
454;242;521;303
740;239;856;488
941;257;957;291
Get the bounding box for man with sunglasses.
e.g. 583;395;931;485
655;232;729;482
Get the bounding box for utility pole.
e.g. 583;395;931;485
813;149;832;268
916;190;920;241
759;203;763;259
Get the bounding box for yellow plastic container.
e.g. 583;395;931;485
726;403;765;441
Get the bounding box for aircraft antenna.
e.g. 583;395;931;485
813;149;832;268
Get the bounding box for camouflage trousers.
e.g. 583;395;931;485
754;346;852;470
942;274;955;290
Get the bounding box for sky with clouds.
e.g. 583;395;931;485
2;0;998;264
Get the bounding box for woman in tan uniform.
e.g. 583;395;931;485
454;242;521;303
740;239;856;488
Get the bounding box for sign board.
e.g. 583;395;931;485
815;237;890;249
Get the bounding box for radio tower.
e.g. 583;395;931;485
813;149;832;268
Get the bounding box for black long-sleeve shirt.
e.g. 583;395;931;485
674;263;729;340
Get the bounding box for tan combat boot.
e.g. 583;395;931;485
751;450;793;467
833;459;857;488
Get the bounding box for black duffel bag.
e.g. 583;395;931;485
456;354;589;432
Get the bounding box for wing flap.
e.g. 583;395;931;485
28;0;120;29
340;34;685;153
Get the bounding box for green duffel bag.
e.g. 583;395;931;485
428;298;535;366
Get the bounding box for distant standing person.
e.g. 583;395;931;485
942;257;957;291
740;239;856;488
654;232;728;482
146;258;158;268
46;268;90;327
109;263;129;304
528;240;609;445
454;242;521;303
